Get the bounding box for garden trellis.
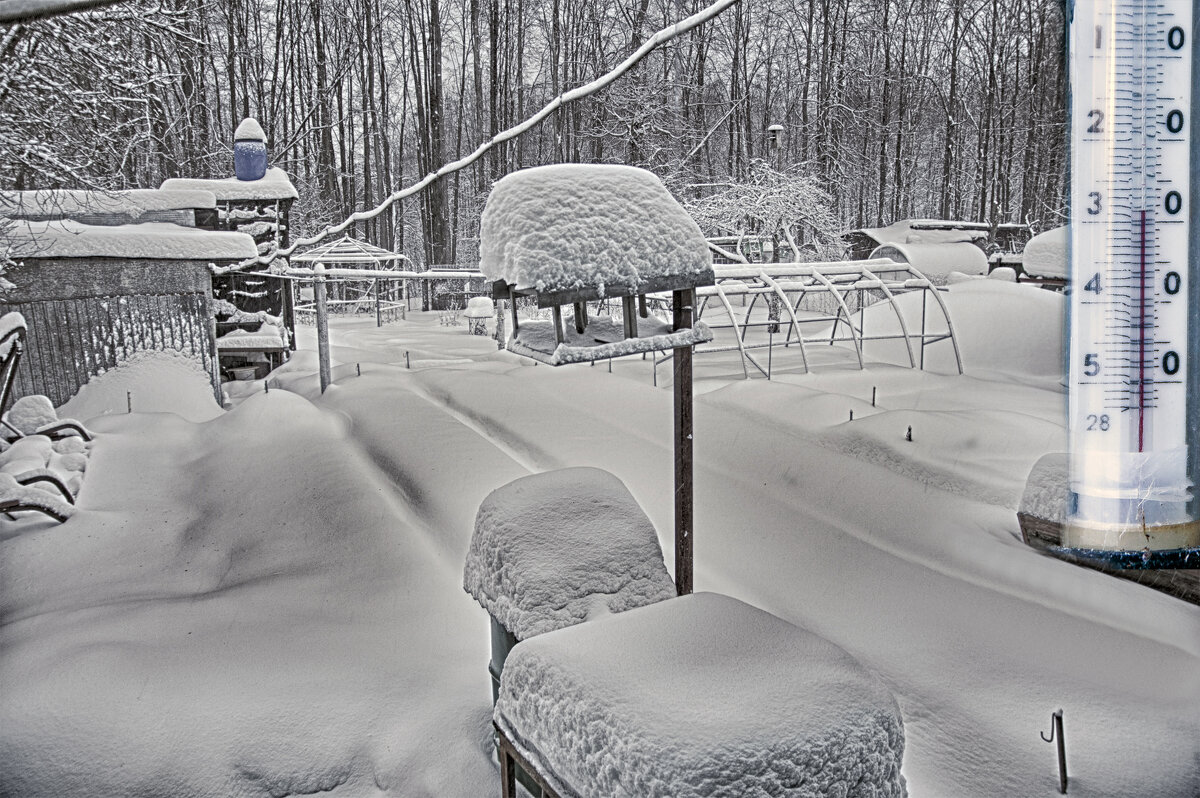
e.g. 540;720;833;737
652;258;963;380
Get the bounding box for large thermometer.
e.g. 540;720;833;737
1067;0;1200;553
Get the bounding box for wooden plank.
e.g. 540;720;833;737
1018;513;1200;606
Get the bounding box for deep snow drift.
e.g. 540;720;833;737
1;278;1197;797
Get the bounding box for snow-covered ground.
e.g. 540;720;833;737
2;280;1198;797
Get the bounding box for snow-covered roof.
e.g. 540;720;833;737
1;188;217;221
495;592;906;797
160;167;299;201
5;219;258;260
463;467;677;640
1022;225;1067;279
234;118;266;142
869;241;988;279
479;164;712;297
849;219;990;247
291;236;407;264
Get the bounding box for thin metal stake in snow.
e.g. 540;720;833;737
1040;709;1068;793
872;386;877;407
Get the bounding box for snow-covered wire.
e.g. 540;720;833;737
215;0;740;275
0;0;129;23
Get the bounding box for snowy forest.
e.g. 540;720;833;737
0;0;1067;265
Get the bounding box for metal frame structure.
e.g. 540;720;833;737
654;258;963;379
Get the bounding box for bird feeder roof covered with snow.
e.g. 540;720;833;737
479;164;714;365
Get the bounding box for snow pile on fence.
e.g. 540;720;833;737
479;164;711;295
463;467;677;639
1021;226;1067;279
496;592;907;798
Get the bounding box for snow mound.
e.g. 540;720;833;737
1019;452;1068;523
496;592;907;798
463;467;677;640
465;296;494;318
1022;225;1067;279
861;278;1063;377
479;164;711;295
4;395;57;435
234;117;266;142
58;351;222;423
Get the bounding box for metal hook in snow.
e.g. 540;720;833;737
1041;709;1068;794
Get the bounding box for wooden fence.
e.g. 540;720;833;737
1;258;219;406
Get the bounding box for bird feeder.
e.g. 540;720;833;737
479;164;715;594
766;123;785;150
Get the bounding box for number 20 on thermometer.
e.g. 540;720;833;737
1068;0;1200;550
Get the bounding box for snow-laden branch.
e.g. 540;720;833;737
0;0;129;23
215;0;740;275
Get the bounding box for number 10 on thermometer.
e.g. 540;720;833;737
1068;0;1200;550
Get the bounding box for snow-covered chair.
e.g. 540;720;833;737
1;394;92;443
0;312;27;418
463;467;677;702
494;592;908;798
0;472;74;523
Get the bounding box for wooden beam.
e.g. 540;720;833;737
672;287;695;596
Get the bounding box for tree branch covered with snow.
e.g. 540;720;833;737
215;0;739;274
0;0;129;24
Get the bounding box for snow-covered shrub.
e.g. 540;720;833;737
682;160;841;261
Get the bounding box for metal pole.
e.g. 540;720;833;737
673;287;695;596
314;264;332;393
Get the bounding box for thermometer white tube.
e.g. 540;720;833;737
1067;0;1200;549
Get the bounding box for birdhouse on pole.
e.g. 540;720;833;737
479;164;715;594
767;123;785;149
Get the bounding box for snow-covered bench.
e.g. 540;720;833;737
494;592;907;798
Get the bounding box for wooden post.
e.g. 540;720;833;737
314;264;332;393
672;287;695;596
573;301;587;334
374;278;382;327
622;295;638;339
495;299;507;349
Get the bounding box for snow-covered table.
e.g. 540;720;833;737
494;592;907;798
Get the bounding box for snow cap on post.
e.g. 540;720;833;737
479;164;712;297
463;467;677;640
234;117;267;142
